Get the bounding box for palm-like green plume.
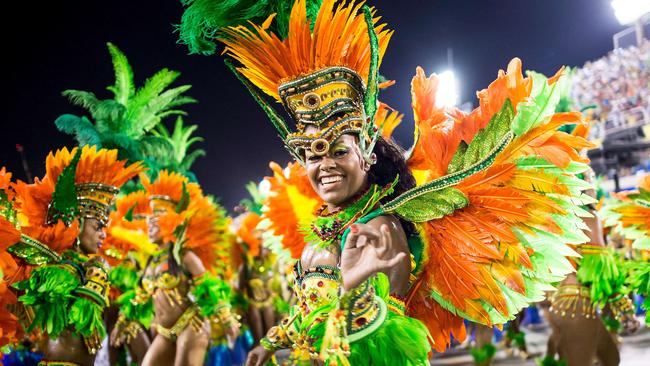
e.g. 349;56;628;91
144;116;206;181
55;42;197;164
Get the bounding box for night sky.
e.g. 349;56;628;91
3;0;626;209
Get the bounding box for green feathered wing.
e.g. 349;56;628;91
378;62;593;351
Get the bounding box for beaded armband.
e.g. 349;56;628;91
76;261;110;307
387;294;406;315
261;312;299;351
342;280;387;342
114;313;145;345
549;284;596;319
609;296;635;321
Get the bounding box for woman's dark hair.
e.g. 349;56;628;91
368;136;417;237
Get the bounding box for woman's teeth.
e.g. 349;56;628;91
321;176;343;185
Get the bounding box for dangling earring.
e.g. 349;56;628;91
364;153;377;171
75;237;81;250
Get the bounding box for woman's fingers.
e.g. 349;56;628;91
346;224;379;248
382;252;407;270
351;224;381;241
375;225;392;256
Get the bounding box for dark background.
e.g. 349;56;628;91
2;0;625;209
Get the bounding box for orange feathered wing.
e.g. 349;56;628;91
392;59;594;351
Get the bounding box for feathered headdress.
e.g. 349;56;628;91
142;170;233;274
179;0;392;163
8;146;143;265
141;170;190;217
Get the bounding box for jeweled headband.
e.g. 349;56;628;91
149;194;178;215
279;66;376;157
76;182;120;226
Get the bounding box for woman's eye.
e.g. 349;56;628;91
333;149;348;158
307;155;321;162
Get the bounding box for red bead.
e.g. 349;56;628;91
317;281;324;287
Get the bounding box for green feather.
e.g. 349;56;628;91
240;181;264;214
390;187;468;223
224;60;290;140
55;115;102;147
362;5;379;129
511;71;563;136
515;156;591;176
471;344;496;364
191;272;232;317
49;149;81;226
14;265;81;337
106;42;135;106
109;264;139;293
176;182;190;213
57;43;196;168
449;99;513;174
177;0;323;55
69;297;107;338
151;116;206;178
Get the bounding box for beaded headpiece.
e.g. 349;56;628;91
45;146;145;226
141;170;191;216
179;0;392;164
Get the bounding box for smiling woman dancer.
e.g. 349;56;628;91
177;0;597;364
4;146;143;366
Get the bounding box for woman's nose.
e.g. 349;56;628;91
319;155;336;170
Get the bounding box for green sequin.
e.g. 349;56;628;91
382;130;513;215
7;234;62;266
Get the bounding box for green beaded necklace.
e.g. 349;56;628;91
305;178;397;248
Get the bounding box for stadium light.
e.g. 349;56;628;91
611;0;650;25
435;70;459;108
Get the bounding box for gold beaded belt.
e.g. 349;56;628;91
38;361;82;366
155;305;204;341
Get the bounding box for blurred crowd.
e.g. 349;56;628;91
573;41;650;137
